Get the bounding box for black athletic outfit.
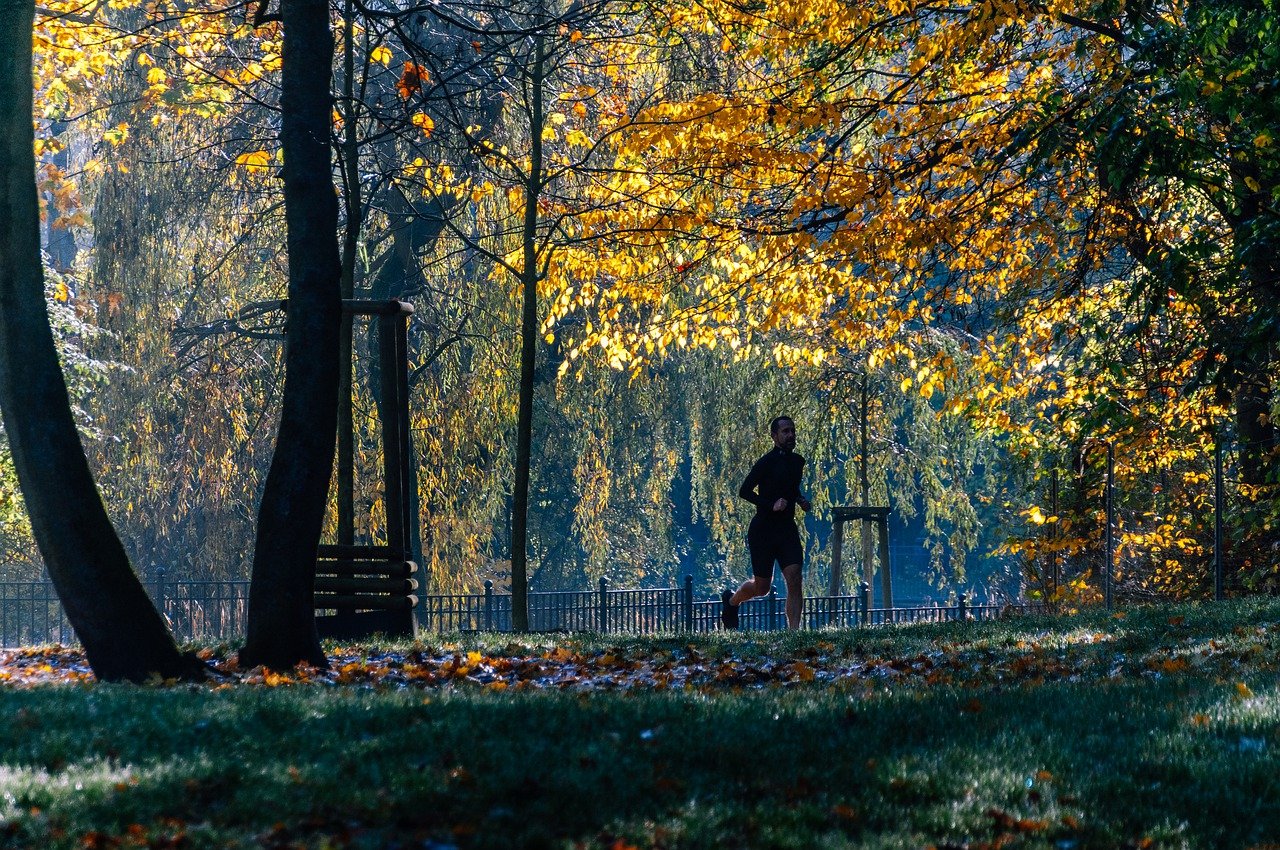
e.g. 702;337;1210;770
739;447;806;578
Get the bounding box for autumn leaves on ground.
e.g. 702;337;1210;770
0;601;1278;849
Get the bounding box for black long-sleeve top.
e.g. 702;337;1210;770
739;448;806;524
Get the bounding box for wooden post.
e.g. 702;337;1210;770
827;517;844;597
859;581;871;626
877;515;892;609
484;580;494;631
683;574;694;631
861;518;874;603
378;314;406;558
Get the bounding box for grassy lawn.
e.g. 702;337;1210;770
3;600;1280;848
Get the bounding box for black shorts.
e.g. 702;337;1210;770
747;518;803;579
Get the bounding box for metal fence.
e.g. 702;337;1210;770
1;573;1043;647
0;575;251;647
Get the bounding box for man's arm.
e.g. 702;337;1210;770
738;457;769;508
796;456;811;512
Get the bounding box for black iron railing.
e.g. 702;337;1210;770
0;573;1044;647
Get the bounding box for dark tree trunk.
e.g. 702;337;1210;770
336;0;360;551
0;0;201;682
510;34;546;633
240;0;342;669
1236;378;1278;488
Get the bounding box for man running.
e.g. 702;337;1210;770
722;415;810;630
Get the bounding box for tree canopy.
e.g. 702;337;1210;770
2;0;1276;652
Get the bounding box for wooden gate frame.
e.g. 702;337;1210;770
263;298;420;639
827;505;892;608
314;299;419;640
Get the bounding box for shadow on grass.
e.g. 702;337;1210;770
1;665;1279;848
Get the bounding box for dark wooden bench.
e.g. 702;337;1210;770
315;544;418;640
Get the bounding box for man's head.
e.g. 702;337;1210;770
770;415;796;451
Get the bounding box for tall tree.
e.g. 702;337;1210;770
0;0;201;682
239;0;343;669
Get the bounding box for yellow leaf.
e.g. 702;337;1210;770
569;29;582;42
1236;682;1254;699
371;45;392;66
146;67;166;85
235;150;271;173
411;112;434;136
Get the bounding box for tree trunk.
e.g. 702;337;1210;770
1236;377;1278;488
0;0;200;682
240;0;342;670
510;33;546;633
337;0;361;550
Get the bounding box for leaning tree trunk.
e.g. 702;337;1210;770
240;0;342;669
0;0;201;682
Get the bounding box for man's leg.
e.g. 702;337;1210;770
782;563;803;629
730;574;771;607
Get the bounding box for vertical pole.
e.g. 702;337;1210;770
957;591;968;622
877;516;892;609
379;313;406;558
1215;432;1225;601
1050;467;1059;606
683;574;693;632
859;581;871;626
395;309;424;574
768;582;778;631
859;376;874;603
1104;442;1114;611
828;517;844;597
599;576;608;633
484;580;494;631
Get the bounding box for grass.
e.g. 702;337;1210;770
3;599;1280;848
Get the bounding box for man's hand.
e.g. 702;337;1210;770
772;497;788;512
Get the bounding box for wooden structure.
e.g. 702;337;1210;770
292;299;420;639
827;505;892;607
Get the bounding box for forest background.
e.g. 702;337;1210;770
5;0;1278;607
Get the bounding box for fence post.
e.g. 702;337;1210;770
859;581;870;626
599;576;609;633
683;575;693;631
1214;432;1225;601
484;580;494;631
768;583;778;631
957;591;968;622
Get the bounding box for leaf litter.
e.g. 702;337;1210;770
3;618;1278;693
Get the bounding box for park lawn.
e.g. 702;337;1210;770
2;601;1280;848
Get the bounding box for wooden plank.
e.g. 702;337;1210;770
316;560;415;578
315;576;418;595
315;593;418;611
317;543;403;560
